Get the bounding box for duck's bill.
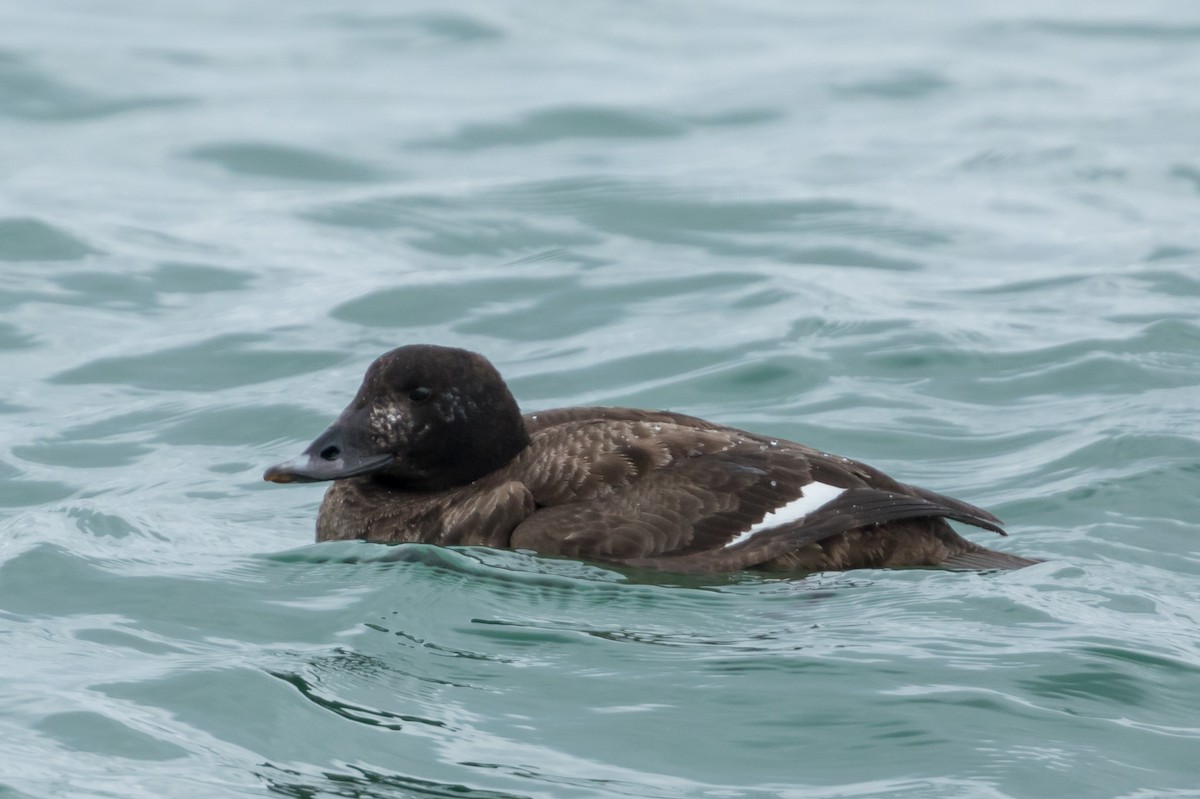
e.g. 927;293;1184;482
263;451;395;483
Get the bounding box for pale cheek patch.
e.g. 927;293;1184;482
724;481;846;549
369;404;404;439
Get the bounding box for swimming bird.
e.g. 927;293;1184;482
264;345;1038;573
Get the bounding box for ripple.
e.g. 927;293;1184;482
406;12;504;42
48;334;344;391
1143;245;1198;263
156;404;313;447
150;262;255;294
1024;19;1200;41
268;668;446;731
1020;666;1149;705
33;711;187;761
0;478;74;508
187;141;386;182
1169;164;1200;195
270;542;625;589
331;276;577;328
491;178;953;250
306;177;951;264
458;271;766;343
12;441;152;469
305;193;601;257
32;262;255;313
52;404;182;445
50;270;160;310
258;763;528;799
326;11;505;43
0;321;36;350
0;50;190;121
417;105;689;149
63;506;164;542
782;245;923;271
0;218;97;262
832;69;953;100
73;627;188;656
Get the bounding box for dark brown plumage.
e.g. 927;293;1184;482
264;345;1039;574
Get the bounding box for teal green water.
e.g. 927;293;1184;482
3;2;1200;797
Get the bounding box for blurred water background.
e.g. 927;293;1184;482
2;1;1199;797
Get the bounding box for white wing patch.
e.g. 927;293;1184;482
723;481;846;549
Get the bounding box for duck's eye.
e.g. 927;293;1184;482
408;386;433;402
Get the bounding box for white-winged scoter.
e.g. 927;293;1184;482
264;345;1038;573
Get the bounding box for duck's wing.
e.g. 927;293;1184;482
507;412;1015;572
512;457;1007;571
622;485;1012;572
509;443;815;562
904;484;1005;533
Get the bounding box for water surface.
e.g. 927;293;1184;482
2;2;1199;797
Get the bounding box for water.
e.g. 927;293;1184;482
2;1;1199;796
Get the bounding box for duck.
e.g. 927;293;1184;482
263;344;1039;574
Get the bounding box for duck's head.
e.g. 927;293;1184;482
264;345;530;491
